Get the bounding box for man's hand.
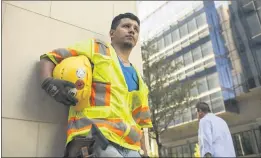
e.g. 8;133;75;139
204;152;212;158
41;77;78;106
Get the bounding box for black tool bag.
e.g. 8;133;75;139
64;124;109;158
64;136;95;158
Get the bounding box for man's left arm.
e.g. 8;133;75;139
199;119;213;157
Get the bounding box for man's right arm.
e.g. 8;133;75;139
39;39;94;106
40;58;55;83
199;119;213;157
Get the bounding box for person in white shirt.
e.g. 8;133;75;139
196;102;236;157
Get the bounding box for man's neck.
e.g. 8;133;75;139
111;43;132;62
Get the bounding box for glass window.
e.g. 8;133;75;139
201;41;213;57
255;49;261;72
240;0;252;6
176;146;183;157
171;147;177;157
258;9;261;22
164;33;172;47
188;18;197;33
192;46;202;61
190;142;197;157
233;134;242;156
173;44;182;53
245;13;261;37
255;0;261;9
210;91;224;113
165;48;174;57
183;108;191;122
151;42;158;52
200;95;211;108
172;29;180;43
180;24;188;38
157;37;165;51
196;12;207;28
197;77;208;94
182;144;191;157
183;51;193;66
233;131;256;156
186;67;195;77
207;73;220;90
190;33;199;43
204;58;216;69
194;63;204;73
190;85;198;97
254;129;261;153
242;131;255;154
176;55;184;68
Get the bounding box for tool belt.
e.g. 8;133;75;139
64;124;109;158
64;136;95;158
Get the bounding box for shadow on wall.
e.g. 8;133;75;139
22;61;69;124
21;61;69;156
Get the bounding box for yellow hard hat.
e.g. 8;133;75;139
53;55;93;111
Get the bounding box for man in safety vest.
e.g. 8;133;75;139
39;13;152;157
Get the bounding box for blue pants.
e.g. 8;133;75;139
93;141;141;157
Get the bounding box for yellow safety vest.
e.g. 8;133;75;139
41;39;153;151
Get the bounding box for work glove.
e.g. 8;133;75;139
41;77;78;106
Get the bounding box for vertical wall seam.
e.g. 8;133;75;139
112;3;115;18
35;123;40;157
49;1;52;17
2;2;7;27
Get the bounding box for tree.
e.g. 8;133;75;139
141;40;195;157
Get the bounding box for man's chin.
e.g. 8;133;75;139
123;42;134;49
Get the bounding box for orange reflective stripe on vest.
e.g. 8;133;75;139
94;40;110;56
50;48;78;63
132;106;151;125
67;117;142;146
90;82;111;106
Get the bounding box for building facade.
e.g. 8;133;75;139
2;1;144;157
141;1;261;157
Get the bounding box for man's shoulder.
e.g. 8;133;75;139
73;38;108;46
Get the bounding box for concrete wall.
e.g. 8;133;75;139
2;1;142;157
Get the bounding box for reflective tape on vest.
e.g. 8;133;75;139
90;82;111;106
51;48;77;63
132;106;151;125
67;117;142;146
94;40;110;56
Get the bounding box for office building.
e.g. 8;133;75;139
141;1;261;157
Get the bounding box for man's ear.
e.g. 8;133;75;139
110;29;115;38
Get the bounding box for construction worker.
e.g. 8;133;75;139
39;13;152;157
196;102;236;157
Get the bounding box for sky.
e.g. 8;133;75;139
137;1;229;41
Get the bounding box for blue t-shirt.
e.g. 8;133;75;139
118;57;139;92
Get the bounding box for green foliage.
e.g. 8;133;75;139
141;40;195;139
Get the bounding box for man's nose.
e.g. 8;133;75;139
129;27;135;34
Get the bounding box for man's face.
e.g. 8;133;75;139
110;18;139;49
196;109;204;120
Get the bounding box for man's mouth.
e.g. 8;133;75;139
126;35;134;40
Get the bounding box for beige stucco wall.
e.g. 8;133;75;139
2;1;143;157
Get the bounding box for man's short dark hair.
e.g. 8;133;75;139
111;13;140;30
196;102;211;113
